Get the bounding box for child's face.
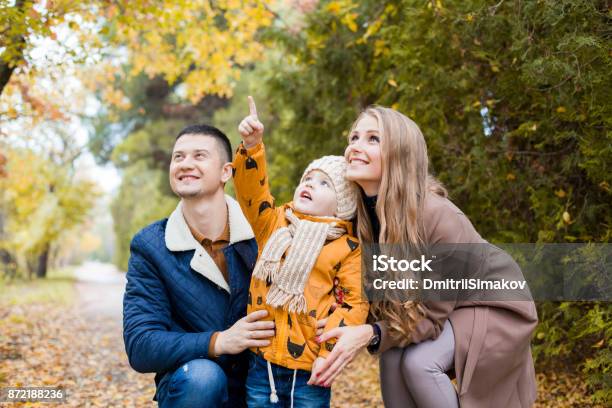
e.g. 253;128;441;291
293;170;337;217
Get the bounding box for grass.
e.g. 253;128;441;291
0;267;76;306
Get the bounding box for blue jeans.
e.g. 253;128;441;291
156;359;244;407
246;352;330;408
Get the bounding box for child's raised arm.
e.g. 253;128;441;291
238;96;264;148
233;96;279;245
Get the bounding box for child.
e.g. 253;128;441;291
233;97;369;408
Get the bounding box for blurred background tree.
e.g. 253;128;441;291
1;0;274;272
0;144;99;278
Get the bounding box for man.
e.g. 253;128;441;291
123;124;275;407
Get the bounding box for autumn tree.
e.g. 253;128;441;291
1;0;275;152
0;144;99;278
84;1;276;265
1;0;36;94
2;0;277;271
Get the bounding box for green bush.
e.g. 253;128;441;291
251;0;611;402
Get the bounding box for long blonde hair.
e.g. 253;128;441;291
350;106;447;345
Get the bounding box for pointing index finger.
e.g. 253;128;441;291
248;95;258;118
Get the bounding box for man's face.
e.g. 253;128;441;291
169;134;231;199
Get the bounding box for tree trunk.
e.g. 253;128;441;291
0;0;27;96
0;60;17;96
36;244;50;279
26;257;36;280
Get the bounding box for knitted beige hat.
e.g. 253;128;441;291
300;155;359;220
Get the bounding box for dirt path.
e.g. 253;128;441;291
0;263;156;407
74;261;126;319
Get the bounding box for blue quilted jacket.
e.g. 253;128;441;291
123;197;258;401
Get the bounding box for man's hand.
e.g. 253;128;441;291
238;96;264;148
214;310;275;356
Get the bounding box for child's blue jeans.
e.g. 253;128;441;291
246;352;331;408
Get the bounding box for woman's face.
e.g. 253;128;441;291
344;114;382;196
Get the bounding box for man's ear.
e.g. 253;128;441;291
220;162;233;184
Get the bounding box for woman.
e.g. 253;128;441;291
310;106;538;407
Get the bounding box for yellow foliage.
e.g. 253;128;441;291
0;147;100;260
2;0;275;119
362;18;382;42
373;39;388;57
341;12;359;32
102;88;132;110
106;0;274;102
326;1;342;14
562;211;572;224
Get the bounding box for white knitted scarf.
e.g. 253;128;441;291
252;208;346;314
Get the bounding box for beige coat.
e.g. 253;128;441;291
376;193;538;407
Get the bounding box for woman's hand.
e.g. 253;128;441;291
308;324;374;386
315;303;338;336
307;357;328;386
315;317;328;336
238;96;264;148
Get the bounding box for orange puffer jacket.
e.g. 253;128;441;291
233;142;369;371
